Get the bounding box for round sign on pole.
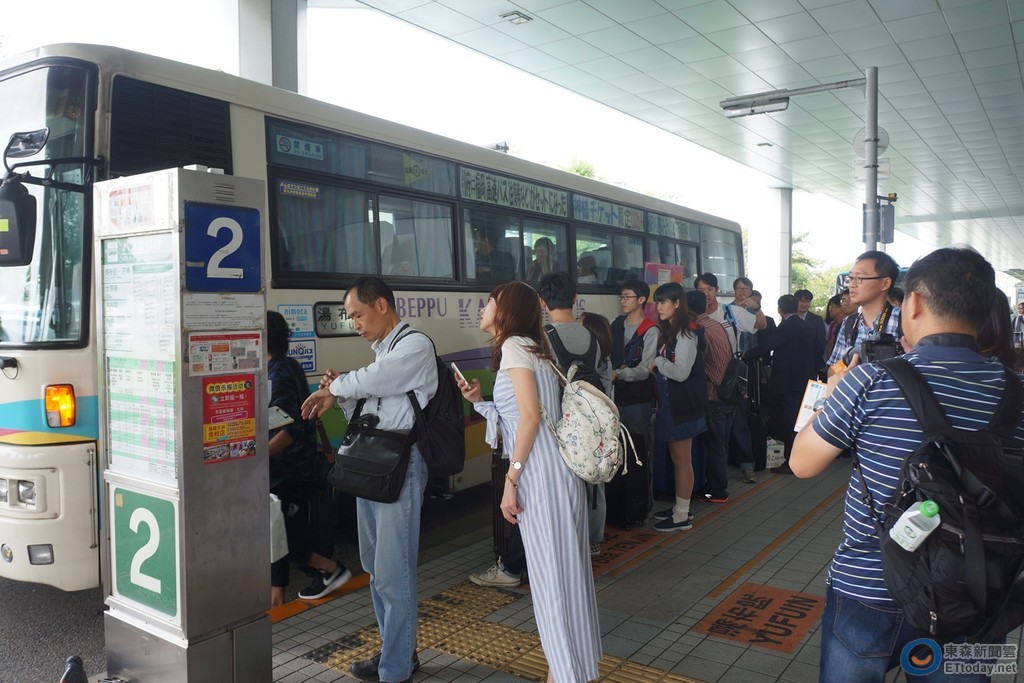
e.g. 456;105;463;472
853;126;889;157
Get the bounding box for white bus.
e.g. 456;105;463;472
0;43;744;591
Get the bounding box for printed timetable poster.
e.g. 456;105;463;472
201;374;257;464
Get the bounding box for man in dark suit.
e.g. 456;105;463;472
745;295;818;473
794;289;827;377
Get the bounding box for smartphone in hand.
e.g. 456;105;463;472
450;362;466;383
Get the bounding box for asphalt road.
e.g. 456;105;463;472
0;485;493;683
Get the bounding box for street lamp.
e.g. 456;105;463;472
720;68;882;250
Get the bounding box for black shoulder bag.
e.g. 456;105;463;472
327;326;416;503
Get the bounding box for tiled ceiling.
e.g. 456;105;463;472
317;0;1024;273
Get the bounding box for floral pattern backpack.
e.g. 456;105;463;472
542;363;638;484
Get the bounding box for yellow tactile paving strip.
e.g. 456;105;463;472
309;581;702;682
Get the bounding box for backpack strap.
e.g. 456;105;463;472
988;367;1023;437
841;312;860;347
540;323;598;370
583;331;598;369
545;324;574;371
722;304;741;347
877;358;951;435
387;325;435;445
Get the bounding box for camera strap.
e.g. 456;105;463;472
847;302;893;346
875;302;893;334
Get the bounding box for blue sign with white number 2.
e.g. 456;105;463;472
184;202;261;292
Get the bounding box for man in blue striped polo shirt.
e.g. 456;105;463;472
791;247;1024;682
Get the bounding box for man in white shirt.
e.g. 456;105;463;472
302;276;436;683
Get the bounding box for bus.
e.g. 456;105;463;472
0;43;744;591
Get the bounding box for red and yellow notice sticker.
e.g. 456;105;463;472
201;374;256;464
693;582;824;653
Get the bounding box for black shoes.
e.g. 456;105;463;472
297;563;352;600
350;651;421;682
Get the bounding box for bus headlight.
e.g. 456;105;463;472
44;384;77;427
17;480;35;506
0;479;7;503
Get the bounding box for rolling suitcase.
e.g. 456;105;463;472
490;447;511;561
605;429;652;529
748;405;769;471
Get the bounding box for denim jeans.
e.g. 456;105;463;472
357;447;428;682
702;400;735;498
820;588;999;683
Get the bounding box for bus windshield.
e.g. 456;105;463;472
0;64;90;345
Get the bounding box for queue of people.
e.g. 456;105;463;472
265;246;1024;682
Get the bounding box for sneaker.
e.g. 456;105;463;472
298;563;352;600
654;515;694;532
469;562;520;588
742;471;757;484
705;494;729;504
653;507;674;520
590;542;601;556
350;651;420;682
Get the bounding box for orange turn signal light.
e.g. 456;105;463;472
44;384;76;427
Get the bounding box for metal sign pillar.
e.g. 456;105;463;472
94;168;270;683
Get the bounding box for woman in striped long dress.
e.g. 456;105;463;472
457;281;602;683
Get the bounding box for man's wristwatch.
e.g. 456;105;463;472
812;396;828;411
510;460;523;471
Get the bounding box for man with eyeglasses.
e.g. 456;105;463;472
610;280;661;523
826;250;902;376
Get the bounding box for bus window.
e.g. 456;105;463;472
275;179;374;276
0;65;90;345
701;224;743;290
648;239;697;281
378;195;453;278
608;234;644;288
523;219;566;283
464;208;518;283
575;226;610;286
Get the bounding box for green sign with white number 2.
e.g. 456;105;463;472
113;487;178;618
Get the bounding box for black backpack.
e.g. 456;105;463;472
544;324;606;395
398;329;466;477
853;357;1024;642
717;306;748;404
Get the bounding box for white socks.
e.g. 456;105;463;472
673;496;691;523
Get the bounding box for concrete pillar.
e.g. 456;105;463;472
778;187;793;295
238;0;272;84
271;0;308;93
236;0;307;93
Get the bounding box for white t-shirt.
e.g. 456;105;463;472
707;303;756;352
501;336;541;371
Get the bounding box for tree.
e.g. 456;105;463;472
790;232;850;315
563;157;597;179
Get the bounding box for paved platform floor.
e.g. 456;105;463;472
268;462;1024;682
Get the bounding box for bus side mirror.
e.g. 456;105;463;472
0;178;36;266
0;129;47;267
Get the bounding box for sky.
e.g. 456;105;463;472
0;1;943;297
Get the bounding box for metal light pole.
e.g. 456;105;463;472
863;66;879;251
720;67;881;251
